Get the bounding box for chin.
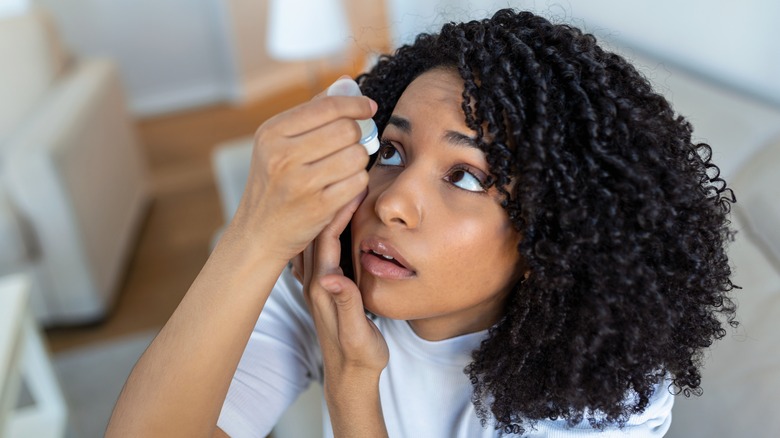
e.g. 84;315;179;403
360;287;405;321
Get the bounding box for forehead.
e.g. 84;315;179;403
393;69;468;127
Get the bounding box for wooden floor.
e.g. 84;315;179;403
44;79;325;353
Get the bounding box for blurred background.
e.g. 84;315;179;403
1;0;778;437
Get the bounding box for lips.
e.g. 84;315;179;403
359;238;416;279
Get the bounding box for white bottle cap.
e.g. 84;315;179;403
327;78;380;155
327;77;362;97
359;121;381;155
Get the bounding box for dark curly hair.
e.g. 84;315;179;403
355;8;738;435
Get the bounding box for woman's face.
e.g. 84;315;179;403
351;68;523;341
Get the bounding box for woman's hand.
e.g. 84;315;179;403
228;87;375;263
302;192;390;437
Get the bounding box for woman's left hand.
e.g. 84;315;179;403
303;189;389;376
302;190;389;437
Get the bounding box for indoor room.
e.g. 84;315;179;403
1;0;779;437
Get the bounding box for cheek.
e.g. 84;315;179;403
456;219;520;281
434;216;518;273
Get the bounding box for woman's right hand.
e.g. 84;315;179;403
227;85;375;262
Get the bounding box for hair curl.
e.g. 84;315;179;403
356;8;738;434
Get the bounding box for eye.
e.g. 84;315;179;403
376;141;403;166
446;167;486;193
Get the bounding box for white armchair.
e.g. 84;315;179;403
0;8;149;326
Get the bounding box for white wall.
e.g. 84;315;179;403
29;0;780;117
385;0;780;179
30;0;375;116
387;0;780;107
0;0;29;19
34;0;233;116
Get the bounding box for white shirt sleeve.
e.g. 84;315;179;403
536;379;674;437
217;267;321;438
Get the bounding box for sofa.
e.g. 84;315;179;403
0;8;149;326
211;58;780;438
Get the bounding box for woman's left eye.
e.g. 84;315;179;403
446;168;485;192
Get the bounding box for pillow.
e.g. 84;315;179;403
732;133;780;270
667;135;780;437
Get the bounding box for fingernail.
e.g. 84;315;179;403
368;98;378;113
320;279;342;293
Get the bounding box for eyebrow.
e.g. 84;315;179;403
387;115;480;150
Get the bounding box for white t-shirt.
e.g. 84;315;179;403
217;267;673;437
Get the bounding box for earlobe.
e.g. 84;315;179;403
520;271;531;284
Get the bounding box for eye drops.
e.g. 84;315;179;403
327;78;380;155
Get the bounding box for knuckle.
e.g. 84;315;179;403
255;115;281;141
265;148;294;175
321;97;341;118
347;143;369;165
355;169;370;186
312;289;332;308
342;119;362;144
330;119;360;145
253;126;268;149
334;292;354;308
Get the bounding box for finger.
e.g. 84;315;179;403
303;143;369;189
290;118;364;165
315;189;367;273
290;252;304;284
277;95;377;137
326;189;367;240
302;241;315;308
318;275;373;350
321;170;369;220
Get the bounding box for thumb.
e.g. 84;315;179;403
319;274;370;345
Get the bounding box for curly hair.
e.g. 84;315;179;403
355;8;738;434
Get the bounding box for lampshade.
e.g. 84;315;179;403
266;0;350;61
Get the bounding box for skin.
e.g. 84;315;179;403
106;79;383;437
352;68;524;341
107;69;523;437
296;68;523;434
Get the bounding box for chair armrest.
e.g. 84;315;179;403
2;58;149;323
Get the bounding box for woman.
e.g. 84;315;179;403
108;9;737;437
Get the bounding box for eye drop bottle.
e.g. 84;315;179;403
327;78;380;155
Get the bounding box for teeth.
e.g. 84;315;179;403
372;250;394;260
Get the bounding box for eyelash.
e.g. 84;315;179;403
376;140;489;194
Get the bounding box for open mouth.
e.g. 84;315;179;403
359;242;416;279
367;249;408;269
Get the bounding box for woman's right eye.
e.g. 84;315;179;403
377;141;403;166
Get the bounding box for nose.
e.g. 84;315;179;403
374;169;423;229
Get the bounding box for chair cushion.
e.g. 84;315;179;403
0;190;30;274
668;134;780;436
